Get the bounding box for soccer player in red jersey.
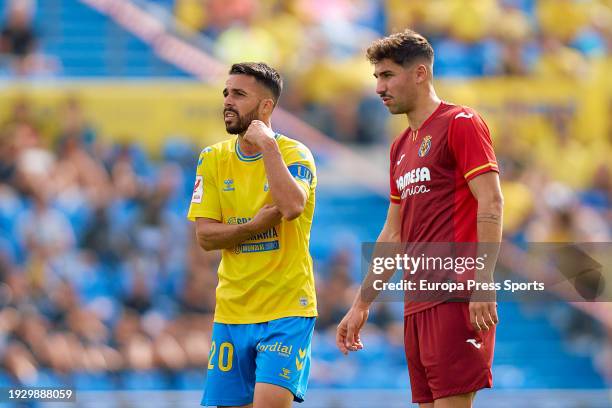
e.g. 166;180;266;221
336;30;504;407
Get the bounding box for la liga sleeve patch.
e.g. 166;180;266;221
191;175;203;203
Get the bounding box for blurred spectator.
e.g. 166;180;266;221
0;0;36;75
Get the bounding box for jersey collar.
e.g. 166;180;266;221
235;134;281;162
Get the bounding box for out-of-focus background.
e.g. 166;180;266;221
0;0;610;407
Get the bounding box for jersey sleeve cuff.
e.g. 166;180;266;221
187;211;222;222
464;162;499;182
390;194;401;204
294;178;311;198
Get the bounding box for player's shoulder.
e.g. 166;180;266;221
445;103;484;123
197;137;235;160
276;133;315;162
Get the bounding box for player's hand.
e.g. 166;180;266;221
249;204;282;233
469;301;498;331
243;120;276;148
336;304;369;356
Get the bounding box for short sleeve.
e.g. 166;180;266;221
284;143;317;199
449;110;499;182
187;147;222;221
389;140;401;203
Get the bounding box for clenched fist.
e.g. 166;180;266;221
243;120;276;148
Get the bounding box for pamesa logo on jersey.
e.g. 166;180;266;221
418;135;432;157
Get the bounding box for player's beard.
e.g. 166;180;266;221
225;105;260;135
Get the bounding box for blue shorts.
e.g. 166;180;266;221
201;316;316;407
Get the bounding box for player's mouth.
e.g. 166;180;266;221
224;110;238;122
381;96;392;105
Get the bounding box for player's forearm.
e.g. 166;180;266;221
475;195;504;283
197;222;256;251
477;196;503;242
354;225;401;309
260;138;306;220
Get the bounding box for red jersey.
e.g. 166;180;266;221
389;101;499;315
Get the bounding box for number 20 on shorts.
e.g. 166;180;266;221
208;341;234;372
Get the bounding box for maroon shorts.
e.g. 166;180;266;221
404;302;495;403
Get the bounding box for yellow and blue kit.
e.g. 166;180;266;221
187;133;317;405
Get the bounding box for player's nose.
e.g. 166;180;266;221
224;99;235;111
223;94;235;107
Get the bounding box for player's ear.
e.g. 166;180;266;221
414;64;428;84
258;98;275;117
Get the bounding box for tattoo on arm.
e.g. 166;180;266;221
477;213;501;225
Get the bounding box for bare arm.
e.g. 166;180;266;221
336;203;401;354
244;120;307;220
260;137;306;220
469;171;503;243
467;171;504;330
195;205;282;251
353;202;402;308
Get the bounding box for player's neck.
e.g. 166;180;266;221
406;91;441;131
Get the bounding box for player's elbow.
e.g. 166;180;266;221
196;231;217;251
281;203;304;221
480;191;504;215
491;191;504;214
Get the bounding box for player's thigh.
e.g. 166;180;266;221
203;323;257;407
253;382;293;408
405;315;434;404
218;404;252;408
433;392;475;408
255;317;316;403
420;303;494;400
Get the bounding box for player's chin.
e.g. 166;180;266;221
387;105;402;114
225;123;242;135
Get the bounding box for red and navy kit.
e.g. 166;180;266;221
389;101;498;403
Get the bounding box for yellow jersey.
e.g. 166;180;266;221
187;134;317;324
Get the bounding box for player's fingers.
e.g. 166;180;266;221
352;332;363;348
477;309;489;331
489;303;499;325
335;325;348;355
354;335;364;350
469;308;480;331
335;323;346;341
345;323;356;349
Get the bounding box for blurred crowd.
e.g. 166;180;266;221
0;0;610;392
171;0;612;144
0;98;217;389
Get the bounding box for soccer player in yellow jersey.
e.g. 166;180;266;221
187;62;317;408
